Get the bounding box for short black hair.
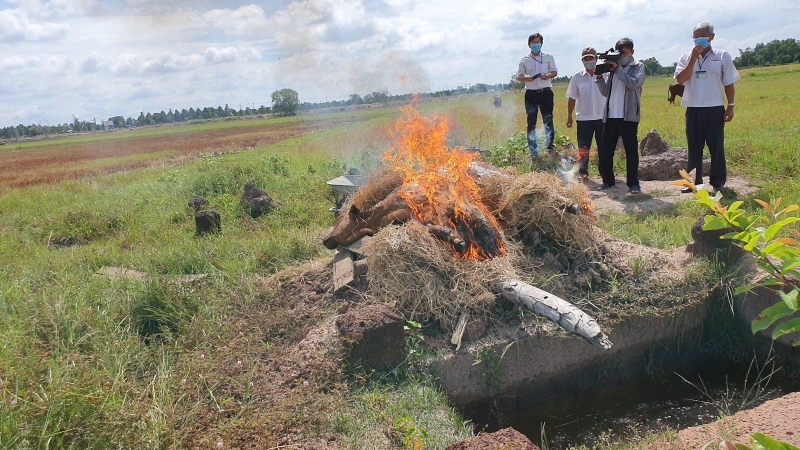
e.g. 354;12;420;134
528;33;544;45
615;37;634;51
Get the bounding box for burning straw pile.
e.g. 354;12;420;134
325;102;611;348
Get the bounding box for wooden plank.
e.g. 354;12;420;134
450;312;469;351
333;249;355;293
342;235;373;256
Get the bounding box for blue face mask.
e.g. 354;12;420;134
694;37;710;48
530;44;542;53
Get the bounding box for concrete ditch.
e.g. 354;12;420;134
432;295;710;419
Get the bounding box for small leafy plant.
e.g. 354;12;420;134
713;433;800;450
672;169;800;345
673;169;800;450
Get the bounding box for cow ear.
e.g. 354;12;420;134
350;205;360;216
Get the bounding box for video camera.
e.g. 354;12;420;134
595;48;622;75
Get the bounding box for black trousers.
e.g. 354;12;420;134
576;119;604;176
599;118;639;188
686;106;726;188
524;88;555;155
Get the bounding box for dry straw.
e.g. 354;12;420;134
355;167;599;329
479;170;597;253
362;221;520;329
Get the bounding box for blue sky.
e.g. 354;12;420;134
1;0;798;127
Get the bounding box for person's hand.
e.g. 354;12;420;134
566;117;573;128
724;106;734;122
539;73;549;80
690;43;704;60
608;60;617;71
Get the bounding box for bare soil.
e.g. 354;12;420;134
663;392;800;449
585;175;759;216
0;117;361;188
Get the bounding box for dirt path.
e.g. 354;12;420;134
584;175;759;216
674;392;800;448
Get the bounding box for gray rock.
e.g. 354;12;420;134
195;209;221;235
465;319;486;341
686;210;744;264
241;181;280;217
638;147;711;181
639;129;670;156
188;197;208;211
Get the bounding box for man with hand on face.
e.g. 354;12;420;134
594;37;645;194
566;47;607;182
674;22;740;194
517;33;558;158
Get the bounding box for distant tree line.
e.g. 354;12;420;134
1;82;516;139
735;38;800;67
298;82;512;112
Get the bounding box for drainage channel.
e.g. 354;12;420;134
489;359;800;450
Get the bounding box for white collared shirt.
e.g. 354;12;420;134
518;51;558;90
566;69;606;121
607;65;632;119
674;48;740;107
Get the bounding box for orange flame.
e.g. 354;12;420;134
383;99;505;260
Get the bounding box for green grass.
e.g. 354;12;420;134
1;64;799;448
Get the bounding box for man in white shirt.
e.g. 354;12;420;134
594;38;646;194
674;22;740;193
566;47;607;182
517;33;558;157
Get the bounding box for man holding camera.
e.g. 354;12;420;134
594;38;645;194
517;33;558;158
566;47;607;182
674;22;740;193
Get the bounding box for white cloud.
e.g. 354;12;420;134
205;46;260;63
203;5;269;36
0;8;69;41
1;0;798;127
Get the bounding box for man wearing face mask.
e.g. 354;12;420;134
674;22;740;194
566;47;607;182
517;33;558;157
594;37;645;194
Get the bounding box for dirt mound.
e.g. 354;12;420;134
675;392;800;449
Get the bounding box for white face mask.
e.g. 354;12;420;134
583;60;597;69
619;55;633;66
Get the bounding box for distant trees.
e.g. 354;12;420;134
735;38;800;68
349;94;364;105
271;88;299;116
510;74;525;90
640;57;677;76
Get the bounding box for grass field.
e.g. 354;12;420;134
1;63;799;449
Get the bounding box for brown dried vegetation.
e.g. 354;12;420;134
0;118;359;189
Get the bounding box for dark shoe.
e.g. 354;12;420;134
681;187;693;194
629;186;641;195
596;183;613;191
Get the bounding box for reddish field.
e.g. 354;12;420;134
0;118;357;189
